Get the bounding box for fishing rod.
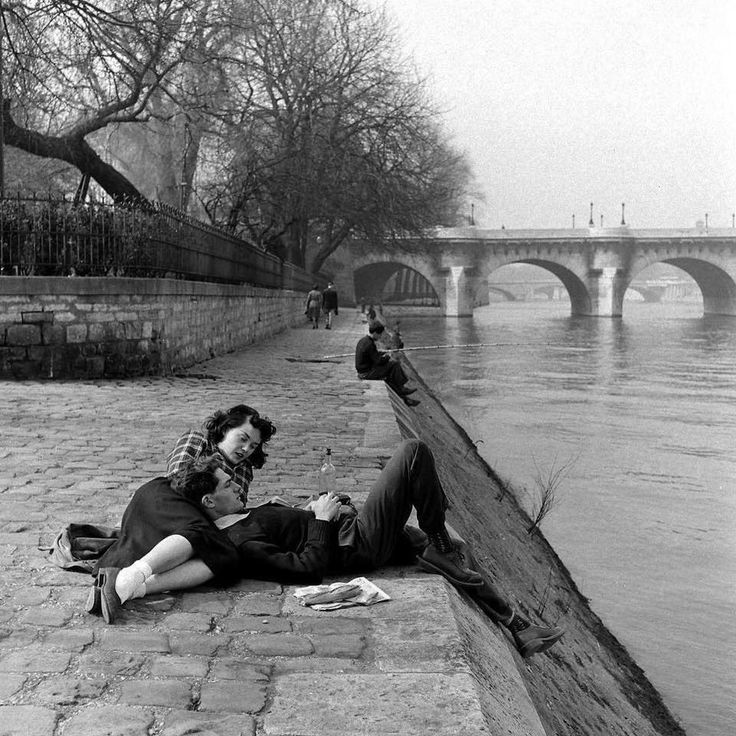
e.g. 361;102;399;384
321;342;523;359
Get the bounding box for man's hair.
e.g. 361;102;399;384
170;454;221;503
368;321;385;335
204;404;277;469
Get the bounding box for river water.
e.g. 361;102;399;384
397;300;736;736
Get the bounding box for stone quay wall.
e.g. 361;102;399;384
0;277;306;380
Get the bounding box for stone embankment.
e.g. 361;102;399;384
0;310;684;735
0;277;305;379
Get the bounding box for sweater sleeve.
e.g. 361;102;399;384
236;518;332;584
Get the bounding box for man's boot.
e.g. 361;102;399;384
417;530;483;588
504;612;564;658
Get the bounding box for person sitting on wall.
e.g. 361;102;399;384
91;441;564;659
355;321;419;407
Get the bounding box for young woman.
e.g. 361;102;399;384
305;284;322;329
167;404;276;507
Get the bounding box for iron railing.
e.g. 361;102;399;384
0;193;317;291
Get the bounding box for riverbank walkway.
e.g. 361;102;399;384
0;310;544;736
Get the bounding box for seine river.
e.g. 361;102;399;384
398;299;736;736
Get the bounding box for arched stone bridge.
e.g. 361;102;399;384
329;225;736;317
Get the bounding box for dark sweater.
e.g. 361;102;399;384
224;505;333;584
355;335;388;374
322;287;338;311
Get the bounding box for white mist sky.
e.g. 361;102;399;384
381;0;736;229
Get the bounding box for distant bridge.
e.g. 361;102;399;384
487;278;700;303
327;226;736;317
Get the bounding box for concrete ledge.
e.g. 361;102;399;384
277;575;545;736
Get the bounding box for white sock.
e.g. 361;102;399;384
128;581;146;600
115;561;153;603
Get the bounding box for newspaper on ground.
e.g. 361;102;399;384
294;577;391;611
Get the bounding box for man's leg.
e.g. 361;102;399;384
383;360;409;393
346;439;480;586
362;361;419;404
448;530;564;657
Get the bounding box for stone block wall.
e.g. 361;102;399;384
0;277;305;379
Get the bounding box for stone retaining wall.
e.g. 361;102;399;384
0;277;305;379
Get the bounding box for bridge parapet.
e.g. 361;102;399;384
426;226;736;241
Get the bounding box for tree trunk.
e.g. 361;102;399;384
2;101;146;203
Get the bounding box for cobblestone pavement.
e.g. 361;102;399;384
0;311;495;736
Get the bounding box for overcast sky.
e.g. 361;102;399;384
381;0;736;230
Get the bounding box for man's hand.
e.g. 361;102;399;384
311;492;342;522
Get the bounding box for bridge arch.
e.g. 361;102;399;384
628;256;736;315
482;258;592;315
353;261;440;307
487;286;518;301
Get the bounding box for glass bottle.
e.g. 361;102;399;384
318;448;336;494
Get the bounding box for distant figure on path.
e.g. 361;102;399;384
305;284;322;329
355;321;419;407
321;281;339;329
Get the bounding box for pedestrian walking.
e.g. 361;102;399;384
322;281;339;329
305;285;322;329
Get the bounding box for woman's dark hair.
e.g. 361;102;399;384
204;404;277;469
171;455;221;503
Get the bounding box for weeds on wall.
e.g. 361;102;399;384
525;452;578;535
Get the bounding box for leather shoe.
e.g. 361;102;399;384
512;623;564;658
416;544;484;588
98;567;123;625
399;387;417;396
85;580;102;616
404;397;421;407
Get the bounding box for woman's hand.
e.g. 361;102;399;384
311;492;342;522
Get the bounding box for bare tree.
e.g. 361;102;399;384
2;0;473;269
1;0;207;202
197;0;473;269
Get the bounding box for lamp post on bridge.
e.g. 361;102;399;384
621;202;626;226
588;202;594;227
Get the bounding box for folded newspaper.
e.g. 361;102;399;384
294;577;391;611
